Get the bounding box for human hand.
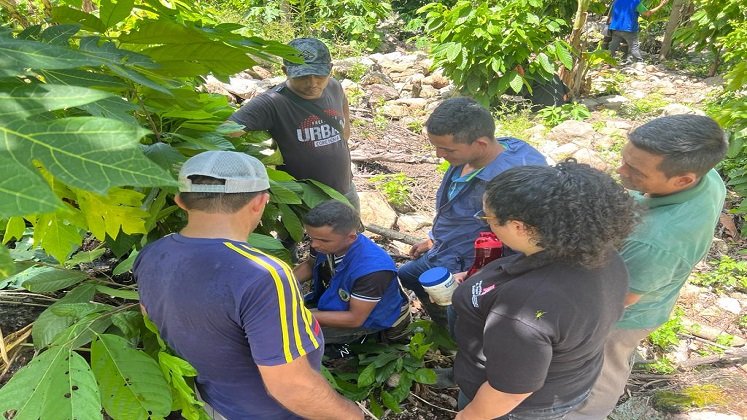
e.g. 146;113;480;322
409;238;433;258
453;271;468;284
642;10;654;17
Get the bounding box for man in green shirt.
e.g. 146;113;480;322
568;114;727;419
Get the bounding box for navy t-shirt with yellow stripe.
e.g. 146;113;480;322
134;234;323;419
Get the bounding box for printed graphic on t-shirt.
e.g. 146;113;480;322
296;111;344;148
471;280;483;308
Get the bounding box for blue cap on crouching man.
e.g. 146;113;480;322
284;38;333;78
178;151;270;193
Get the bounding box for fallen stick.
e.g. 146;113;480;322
681;317;746;347
679;347;747;368
366;224;421;246
350;149;440;164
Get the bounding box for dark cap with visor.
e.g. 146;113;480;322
283;38;333;78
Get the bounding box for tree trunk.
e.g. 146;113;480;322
708;48;721;77
561;0;591;97
659;0;686;60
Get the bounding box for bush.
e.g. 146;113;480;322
419;0;573;106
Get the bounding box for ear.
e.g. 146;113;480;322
472;136;493;149
245;192;268;214
672;172;698;189
174;194;188;211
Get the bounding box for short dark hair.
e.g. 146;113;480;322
484;160;638;268
303;200;360;234
425;97;495;144
628;115;727;177
178;175;264;213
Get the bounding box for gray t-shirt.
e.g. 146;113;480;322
229;79;352;193
452;250;628;411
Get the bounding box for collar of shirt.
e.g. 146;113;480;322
634;169;715;210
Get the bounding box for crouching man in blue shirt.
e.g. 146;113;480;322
294;201;410;345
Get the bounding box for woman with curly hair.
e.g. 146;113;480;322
453;160;638;420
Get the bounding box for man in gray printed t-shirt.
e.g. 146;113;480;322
228;38;359;210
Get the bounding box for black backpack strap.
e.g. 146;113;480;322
270;84;345;136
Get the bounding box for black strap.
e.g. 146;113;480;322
271;84;346;136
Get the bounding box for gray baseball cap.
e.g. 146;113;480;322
284;38;333;78
178;151;270;193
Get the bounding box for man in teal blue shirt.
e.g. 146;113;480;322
568;114;727;419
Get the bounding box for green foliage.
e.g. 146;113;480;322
0;274;205;419
537;102;591;128
235;0;392;51
324;320;454;418
617;93;668;119
370;173;414;208
419;0;573;106
653;385;727;413
435;160;450;174
690;255;747;293
645;355;677;374
675;0;744;73
494;103;536;141
648;307;684;351
591;71;627;96
0;2;351;418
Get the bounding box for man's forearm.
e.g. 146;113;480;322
311;309;364;328
266;366;363;419
457;382;531;420
293;259;314;283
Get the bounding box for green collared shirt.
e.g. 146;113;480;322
617;169;726;329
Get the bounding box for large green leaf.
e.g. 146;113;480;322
247;233;286;250
0;36;103;73
51;307;114;350
0;83;112;121
10;265;88;293
51;6;106;32
308;180;351;205
278;203;303;242
144;42;253;77
270;180;303;204
91;333;172;420
0;246;13;278
0;152;62;217
0;345;102;419
1;117;177;197
158;352;208;418
32;283;98;349
33;212;85;263
100;0;135;29
119;18;214;45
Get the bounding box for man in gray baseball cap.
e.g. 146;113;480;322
135;151;363;420
227;38;358;211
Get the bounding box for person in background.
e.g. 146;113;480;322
397;97;547;329
607;0;669;63
227;37;358;210
568;115;727;419
294;201;410;345
453;161;637;420
135;151;362;420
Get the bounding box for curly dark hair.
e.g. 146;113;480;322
484;160;639;268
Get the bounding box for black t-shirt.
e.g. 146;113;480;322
452;250;628;412
228;79;352;193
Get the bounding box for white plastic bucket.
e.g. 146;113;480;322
418;267;457;306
